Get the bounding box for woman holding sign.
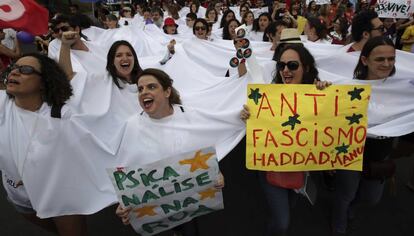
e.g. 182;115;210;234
331;36;398;236
240;44;331;236
114;68;239;236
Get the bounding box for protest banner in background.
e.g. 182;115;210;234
246;84;371;172
107;147;223;236
306;0;331;5
375;0;414;18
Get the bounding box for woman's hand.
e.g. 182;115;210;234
240;104;251;123
116;204;132;225
61;31;79;47
167;39;176;54
215;172;225;189
314;80;332;90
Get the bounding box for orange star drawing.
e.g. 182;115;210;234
133;205;158;218
198;188;219;200
179;150;214;172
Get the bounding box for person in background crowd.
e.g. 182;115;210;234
241;10;255;31
190;2;200;15
347;10;384;52
263;21;288;50
220;9;236;28
306;1;319;19
332;36;397;236
205;6;219;24
223;19;241;40
395;16;414;49
186;13;197;29
1;29;20;70
239;3;250;20
152;7;164;28
163;18;179;35
167;4;180;20
330;16;349;45
319;4;333;30
69;4;79;15
289;1;307;34
271;0;286;21
250;12;272;41
382;18;397;43
400;19;414;53
304;17;331;43
105;14;120;29
344;2;354;24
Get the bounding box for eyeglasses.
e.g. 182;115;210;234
9;64;42;75
186;18;194;22
53;25;70;33
371;25;385;33
194;26;207;31
276;61;300;71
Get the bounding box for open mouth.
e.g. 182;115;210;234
143;98;154;109
283;76;293;84
120;62;130;68
6;78;19;85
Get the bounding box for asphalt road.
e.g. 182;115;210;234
1;137;414;236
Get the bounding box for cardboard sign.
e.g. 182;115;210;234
246;84;371;172
108;147;223;236
376;0;414;19
306;0;331;5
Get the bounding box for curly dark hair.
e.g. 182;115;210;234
6;53;73;107
106;40;143;89
222;18;240;40
273;44;319;84
137;68;181;105
351;10;379;42
354;36;396;80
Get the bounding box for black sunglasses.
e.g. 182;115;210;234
53;25;70;33
194;26;207;31
277;61;300;71
9;64;42;75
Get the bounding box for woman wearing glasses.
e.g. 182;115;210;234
0;53;87;236
332;36;397;236
193;18;211;40
240;44;330;236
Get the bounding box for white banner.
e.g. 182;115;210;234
375;0;414;19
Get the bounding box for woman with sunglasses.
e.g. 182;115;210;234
332;36;397;236
193;18;211;40
240;44;330;236
0;53;88;236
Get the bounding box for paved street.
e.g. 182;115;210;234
1;137;414;236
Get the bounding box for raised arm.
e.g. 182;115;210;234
58;31;78;80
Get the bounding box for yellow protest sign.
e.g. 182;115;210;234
246;84;371;172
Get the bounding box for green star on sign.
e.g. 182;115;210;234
345;113;363;125
347;87;365;101
335;143;350;155
248;88;262;105
281;114;301;130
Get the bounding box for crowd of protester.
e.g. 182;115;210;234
1;0;414;236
